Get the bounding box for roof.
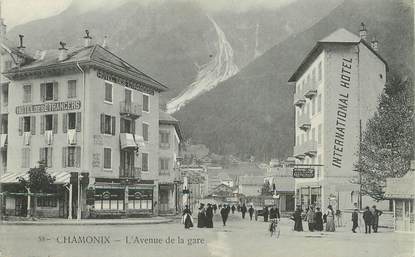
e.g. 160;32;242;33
159;111;183;141
3;44;167;92
237;175;265;186
384;172;415;199
288;28;388;82
0;170;70;184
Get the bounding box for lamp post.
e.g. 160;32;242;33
77;173;83;221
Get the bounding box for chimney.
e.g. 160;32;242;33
84;29;92;47
58;41;68;61
371;36;378;51
17;34;26;53
102;35;108;49
359;22;367;41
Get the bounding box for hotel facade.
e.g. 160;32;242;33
289;26;388;211
0;27;182;218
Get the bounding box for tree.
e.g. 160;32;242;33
17;162;56;216
354;76;414;200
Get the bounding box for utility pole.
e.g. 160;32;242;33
77;173;83;220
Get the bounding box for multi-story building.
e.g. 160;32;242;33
0;30;169;218
158;111;182;214
288;25;388;211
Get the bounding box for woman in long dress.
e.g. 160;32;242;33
183;205;194;229
197;204;206;228
292;206;303;231
325;205;336;232
314;207;324;231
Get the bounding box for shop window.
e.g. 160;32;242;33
104;82;113;103
68;80;77;98
143;123;149;141
23;84;32;103
104;148;112;169
143;94;149;112
37;197;57;207
142;152;149;172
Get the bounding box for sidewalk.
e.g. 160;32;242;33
0;216;173;225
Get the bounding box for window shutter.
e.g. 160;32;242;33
48;147;53;167
76;112;81;132
30;116;36;135
19;117;23;136
53;114;58;134
40;83;46;102
39;148;44;165
100;114;105;134
75;147;81;168
132;120;136;134
53;82;59;101
62;113;67;133
120;118;125;133
62;147;67;168
40;115;45;135
111;116;116;135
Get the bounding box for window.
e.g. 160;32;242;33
159;131;170;148
159;158;169;175
63;146;80;168
2;83;8;106
37;197;57;208
23;84;32;103
120;118;134;133
68;80;76;98
21;148;30;168
41;82;58;101
23;116;31;132
143;123;149;141
142;153;149;172
100;114;115;135
104;148;112;169
39;147;53;167
1;114;7;134
46;82;54;101
104;82;113;103
1;149;7;168
45;115;53;131
143;94;149;112
68;113;76;130
317;94;322;113
41;114;57;134
311;97;316;115
318;124;322;144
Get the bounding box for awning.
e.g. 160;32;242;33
120;133;137;150
95;182;155;189
0;170;70;184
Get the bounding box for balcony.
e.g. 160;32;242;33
120;166;141;179
303;80;318;99
303;140;317;157
304;89;317;99
297;114;311;131
120;101;142;119
293;92;306;107
120;133;137;150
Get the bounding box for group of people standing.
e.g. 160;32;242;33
291;205;335;232
260;206;281;222
360;205;383;233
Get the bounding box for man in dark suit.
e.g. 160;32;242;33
352;208;359;233
371;205;383;233
363;206;373;234
206;203;214;228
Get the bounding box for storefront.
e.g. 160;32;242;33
295;183;322;210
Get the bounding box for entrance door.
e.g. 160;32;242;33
159;189;169;212
15;197;27;217
121;150;135;177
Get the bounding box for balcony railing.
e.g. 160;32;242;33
120;101;142;119
120;166;141;179
293;140;317;158
293;92;306;107
297;114;311;131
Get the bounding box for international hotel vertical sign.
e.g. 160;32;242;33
327;47;359;177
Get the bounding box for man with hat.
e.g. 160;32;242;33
206;203;214;228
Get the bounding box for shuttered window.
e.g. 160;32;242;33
103;148;112;169
23;84;32;103
142;123;149;141
159;158;169;175
41;82;58;101
142;94;149;112
141;153;149;172
104;82;113;103
67;80;76;98
100;114;115;135
63;112;81;133
63;146;81;168
21;148;31;168
39;147;53;168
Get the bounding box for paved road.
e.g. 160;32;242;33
0;214;413;257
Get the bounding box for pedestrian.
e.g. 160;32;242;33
182;205;193;229
220;204;229;226
371;205;383;233
237;204;241;212
306;205;315;232
270;207;276;220
197;203;206;228
275;206;281;220
291;205;303;231
335;209;343;227
325;205;336;232
231;205;236;214
241;203;247;219
213;204;217;214
206;203;214;228
352;208;359;233
263;206;269;222
314;207;324;231
363;206;373;234
248;205;255;221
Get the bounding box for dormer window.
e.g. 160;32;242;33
40;82;58;102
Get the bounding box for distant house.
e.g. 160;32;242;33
236;175;264;196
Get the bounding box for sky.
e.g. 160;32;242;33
2;0;296;28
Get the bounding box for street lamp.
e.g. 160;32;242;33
77;173;83;221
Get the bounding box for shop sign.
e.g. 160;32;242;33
102;191;111;200
16;100;81;114
292;168;315;178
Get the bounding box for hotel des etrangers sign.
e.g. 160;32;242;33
15;100;81;115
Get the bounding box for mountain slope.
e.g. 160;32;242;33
175;0;414;161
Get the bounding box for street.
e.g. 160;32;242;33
0;213;413;257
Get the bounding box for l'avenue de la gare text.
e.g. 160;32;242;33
55;235;205;246
331;57;352;169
